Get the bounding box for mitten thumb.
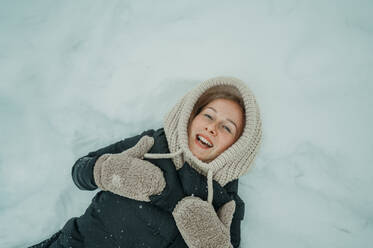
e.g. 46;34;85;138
217;200;236;229
122;135;154;158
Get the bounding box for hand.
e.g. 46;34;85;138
172;196;235;248
93;136;166;202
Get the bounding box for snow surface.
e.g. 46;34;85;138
0;0;372;247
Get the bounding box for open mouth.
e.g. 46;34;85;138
195;134;213;149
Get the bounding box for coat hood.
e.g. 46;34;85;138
145;76;262;203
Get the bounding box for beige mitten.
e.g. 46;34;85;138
172;196;236;248
93;136;166;202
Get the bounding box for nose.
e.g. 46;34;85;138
205;123;217;136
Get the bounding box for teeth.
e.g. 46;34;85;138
197;135;213;147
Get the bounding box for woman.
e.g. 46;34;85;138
30;76;262;248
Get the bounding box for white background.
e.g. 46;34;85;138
0;0;372;247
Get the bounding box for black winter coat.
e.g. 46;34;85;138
31;128;245;248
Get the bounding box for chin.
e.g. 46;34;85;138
197;154;214;163
189;144;214;162
191;150;207;162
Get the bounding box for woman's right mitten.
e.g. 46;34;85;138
93;136;166;202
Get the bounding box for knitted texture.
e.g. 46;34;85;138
163;76;263;187
172;196;235;248
93;136;166;201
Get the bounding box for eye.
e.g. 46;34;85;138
223;125;232;133
204;114;213;120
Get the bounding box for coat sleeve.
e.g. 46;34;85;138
71;129;156;190
230;193;245;248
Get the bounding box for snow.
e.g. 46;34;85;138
0;0;372;247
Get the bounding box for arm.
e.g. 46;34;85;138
71;129;155;190
230;193;245;248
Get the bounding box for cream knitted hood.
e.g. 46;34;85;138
144;76;262;204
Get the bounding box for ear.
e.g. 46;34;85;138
217;200;236;229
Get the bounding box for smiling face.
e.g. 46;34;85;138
188;98;244;162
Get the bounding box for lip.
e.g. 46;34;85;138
195;133;214;149
195;136;210;149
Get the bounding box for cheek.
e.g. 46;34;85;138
189;117;204;131
218;134;235;151
188;120;199;140
188;122;196;136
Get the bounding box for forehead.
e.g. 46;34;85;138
203;98;244;123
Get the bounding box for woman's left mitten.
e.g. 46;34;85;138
172;196;235;248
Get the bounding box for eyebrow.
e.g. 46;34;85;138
205;107;238;130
